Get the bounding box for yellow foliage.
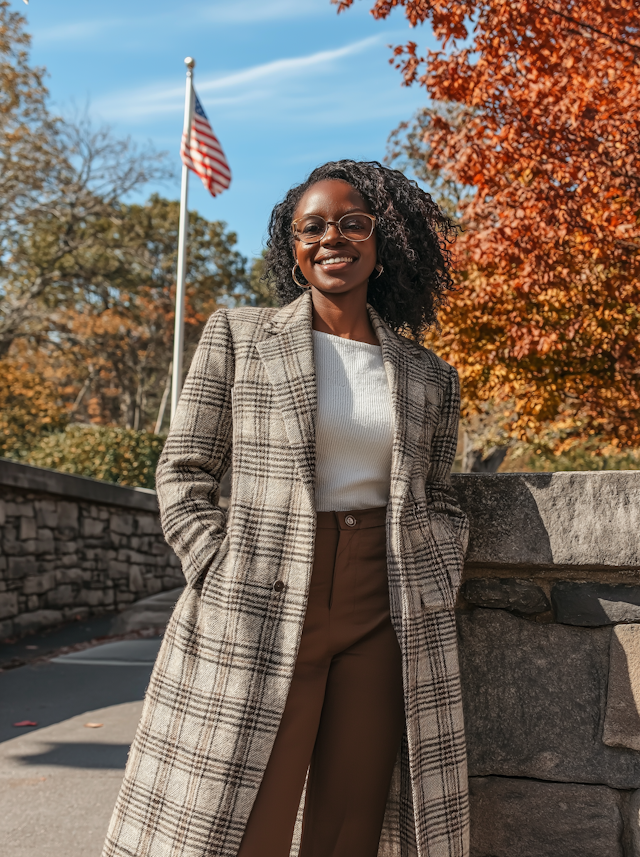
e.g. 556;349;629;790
0;358;68;457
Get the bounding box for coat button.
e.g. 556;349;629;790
273;580;285;593
345;515;356;527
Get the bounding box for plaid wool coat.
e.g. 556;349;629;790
103;291;470;857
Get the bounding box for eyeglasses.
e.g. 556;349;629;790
291;213;376;245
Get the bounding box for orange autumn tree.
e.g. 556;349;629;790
336;0;640;449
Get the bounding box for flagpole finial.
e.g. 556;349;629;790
184;57;195;69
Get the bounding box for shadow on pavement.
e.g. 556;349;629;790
0;614;118;670
0;643;159;743
16;741;131;769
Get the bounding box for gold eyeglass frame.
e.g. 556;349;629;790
291;213;376;245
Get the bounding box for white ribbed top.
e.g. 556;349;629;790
313;330;394;512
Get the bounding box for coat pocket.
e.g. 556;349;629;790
198;534;231;598
404;507;464;612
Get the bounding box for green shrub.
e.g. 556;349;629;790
22;425;165;489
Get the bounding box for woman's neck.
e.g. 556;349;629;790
310;285;379;345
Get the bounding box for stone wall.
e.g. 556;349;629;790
453;472;640;857
2;459;640;854
0;458;182;640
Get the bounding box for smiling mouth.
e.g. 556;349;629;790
316;256;355;267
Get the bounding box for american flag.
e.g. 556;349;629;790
181;91;231;197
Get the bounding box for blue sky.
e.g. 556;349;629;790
11;0;436;259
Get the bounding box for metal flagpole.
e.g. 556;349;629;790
171;56;196;420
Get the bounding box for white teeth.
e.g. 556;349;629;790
319;257;353;266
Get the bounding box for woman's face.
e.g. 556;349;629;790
292;179;377;296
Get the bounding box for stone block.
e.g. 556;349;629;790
108;559;129;578
553;582;640;626
110;513;134;535
0;499;6;525
55;568;85;586
3;535;36;556
58;540;78;555
46;585;76;608
0;618;14;640
81;517;106;537
14;501;34;518
77;588;105;607
27;594;39;611
23;572;56;595
458;608;640;788
35;535;55;555
136;515;158;535
146;577;163;595
7;556;36;580
19;516;37;540
35;500;58;528
453;471;640;569
117;548;148;564
462;578;549;614
0;592;19;619
61;554;79;568
469;777;623;857
129;566;145;592
2;523;16;540
12;609;64;635
56;502;78;529
604;624;640;752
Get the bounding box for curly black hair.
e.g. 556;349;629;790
263;160;457;338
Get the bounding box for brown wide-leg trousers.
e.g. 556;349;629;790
238;507;405;857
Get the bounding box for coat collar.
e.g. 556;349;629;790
257;292;425;510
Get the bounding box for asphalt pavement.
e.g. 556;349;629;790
0;638;161;857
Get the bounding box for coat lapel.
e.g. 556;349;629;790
368;305;425;511
256;293;316;504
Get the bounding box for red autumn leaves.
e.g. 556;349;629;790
336;0;640;447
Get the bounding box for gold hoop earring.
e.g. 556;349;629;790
292;263;309;289
374;263;384;279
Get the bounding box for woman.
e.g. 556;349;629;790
103;160;470;857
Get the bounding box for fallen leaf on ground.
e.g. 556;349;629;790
13;720;38;727
9;777;47;786
84;722;103;728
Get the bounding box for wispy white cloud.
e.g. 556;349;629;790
201;0;328;23
94;36;380;121
34;19;126;44
31;1;329;48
